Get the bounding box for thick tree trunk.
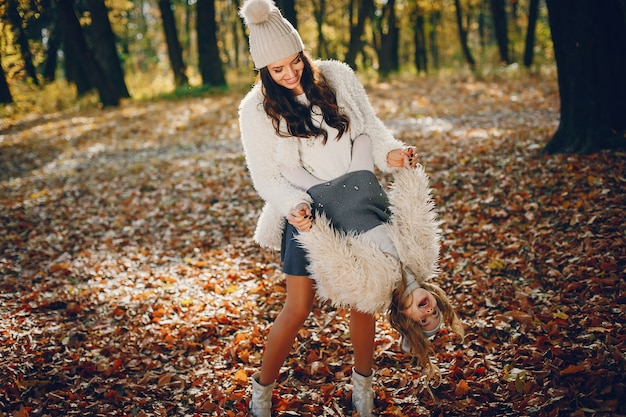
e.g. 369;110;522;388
453;0;475;69
489;0;509;64
544;0;626;154
85;0;130;98
345;0;374;69
63;29;93;96
55;0;120;107
523;0;539;68
158;0;189;87
7;0;40;86
0;52;13;104
197;0;226;86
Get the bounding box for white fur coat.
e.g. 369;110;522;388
239;59;403;250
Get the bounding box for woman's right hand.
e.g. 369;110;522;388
287;202;313;232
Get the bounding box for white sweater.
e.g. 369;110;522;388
239;59;403;250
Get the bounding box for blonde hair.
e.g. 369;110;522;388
387;277;464;376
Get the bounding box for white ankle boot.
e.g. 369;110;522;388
250;372;275;417
351;368;377;416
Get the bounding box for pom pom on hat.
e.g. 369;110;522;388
239;0;273;25
240;0;304;69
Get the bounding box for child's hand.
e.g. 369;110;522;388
287;202;313;232
387;147;418;168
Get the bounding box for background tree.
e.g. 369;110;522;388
276;0;297;29
453;0;475;70
6;0;39;86
411;1;428;73
41;17;60;82
489;0;509;64
544;0;626;154
85;0;130;98
523;0;539;67
55;0;120;107
312;0;328;59
373;0;399;77
345;0;374;69
429;7;441;69
196;0;226;86
0;51;13;103
158;0;189;87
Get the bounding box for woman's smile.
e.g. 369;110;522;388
268;53;304;94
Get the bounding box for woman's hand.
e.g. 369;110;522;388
287;202;313;232
387;146;418;168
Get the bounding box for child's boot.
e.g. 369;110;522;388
250;372;274;417
351;368;377;416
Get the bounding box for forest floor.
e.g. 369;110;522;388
1;72;625;417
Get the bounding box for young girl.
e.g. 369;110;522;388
238;1;462;415
287;134;465;375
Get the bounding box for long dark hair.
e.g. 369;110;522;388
259;52;349;143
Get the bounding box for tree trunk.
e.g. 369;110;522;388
158;0;189;87
429;10;440;69
84;0;130;98
345;0;374;69
0;52;13;104
412;4;428;73
55;0;120;107
489;0;509;64
375;0;398;76
453;0;475;69
7;0;40;86
544;0;626;154
42;20;61;82
275;0;297;29
197;0;226;86
312;0;328;59
523;0;540;68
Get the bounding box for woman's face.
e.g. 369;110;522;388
401;288;440;331
267;53;304;95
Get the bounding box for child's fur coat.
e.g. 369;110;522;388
296;167;440;314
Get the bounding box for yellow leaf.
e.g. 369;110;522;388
233;369;248;386
553;311;569;320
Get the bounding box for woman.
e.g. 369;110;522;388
238;1;462;415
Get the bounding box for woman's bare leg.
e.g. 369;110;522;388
350;308;377;377
258;274;315;385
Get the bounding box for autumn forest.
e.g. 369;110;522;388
1;0;625;416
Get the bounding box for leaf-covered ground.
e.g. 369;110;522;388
1;73;625;417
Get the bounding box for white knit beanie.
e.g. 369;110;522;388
239;0;304;69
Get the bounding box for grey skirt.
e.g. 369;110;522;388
280;221;310;276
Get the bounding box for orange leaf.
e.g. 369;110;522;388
455;379;470;396
233;369;248;386
559;364;586;376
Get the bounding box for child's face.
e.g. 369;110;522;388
401;288;440;331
